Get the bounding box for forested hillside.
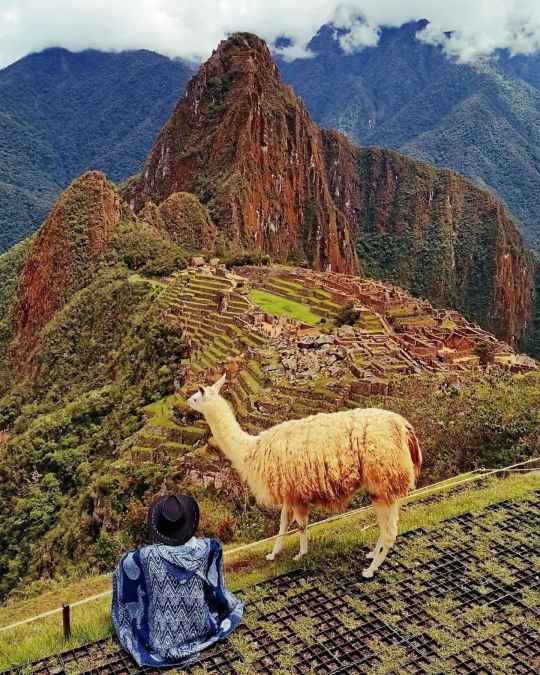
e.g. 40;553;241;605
279;21;540;252
0;48;194;251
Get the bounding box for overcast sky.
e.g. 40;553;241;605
2;1;540;69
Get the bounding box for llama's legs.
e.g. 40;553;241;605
367;498;401;558
366;535;383;559
292;504;309;561
362;501;399;578
266;504;291;561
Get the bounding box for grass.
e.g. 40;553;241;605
142;395;190;431
127;274;166;289
249;289;323;325
0;472;538;670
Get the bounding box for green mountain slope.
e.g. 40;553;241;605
0;171;538;601
279;22;540;252
0;48;194;251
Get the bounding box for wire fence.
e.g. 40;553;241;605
0;455;538;636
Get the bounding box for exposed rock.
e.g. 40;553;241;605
123;32;538;348
315;334;335;346
125;32;358;273
328;141;536;346
13;171;121;350
337;325;356;337
508;353;537;370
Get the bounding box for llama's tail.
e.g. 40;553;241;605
407;426;422;483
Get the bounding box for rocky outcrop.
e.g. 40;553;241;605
125;32;358;273
13;171;121;348
140;192;217;252
323;139;536;345
126;32;537;348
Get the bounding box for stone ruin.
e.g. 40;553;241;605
239;310;315;339
129;262;538;468
234;265;536;392
165;262;536;400
277;332;350;383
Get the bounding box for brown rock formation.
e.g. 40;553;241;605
323;139;536;344
125;32;357;273
125;32;536;346
13;171;121;348
140;192;217;251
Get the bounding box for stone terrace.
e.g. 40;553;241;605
123;263;536;467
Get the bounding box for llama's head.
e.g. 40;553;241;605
187;373;226;414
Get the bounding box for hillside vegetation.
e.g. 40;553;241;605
0;237;538;602
0;48;194;251
0;32;538;612
279;21;540;253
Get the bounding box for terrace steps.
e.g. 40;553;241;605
130;264;533;466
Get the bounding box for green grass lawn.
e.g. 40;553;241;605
0;472;538;670
249;289;323;325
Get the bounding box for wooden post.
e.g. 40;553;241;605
62;603;71;640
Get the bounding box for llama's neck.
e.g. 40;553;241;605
203;396;255;472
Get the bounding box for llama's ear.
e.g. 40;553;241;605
198;386;205;396
212;373;227;393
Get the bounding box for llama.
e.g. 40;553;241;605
187;374;422;578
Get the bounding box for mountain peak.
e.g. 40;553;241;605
207;32;282;88
125;33;358;273
123;33;536;345
13;171;121;353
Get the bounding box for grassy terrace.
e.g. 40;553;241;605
250;289;323;325
0;472;538;671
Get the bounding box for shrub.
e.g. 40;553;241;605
335;301;361;326
113;221;187;276
224;251;271;268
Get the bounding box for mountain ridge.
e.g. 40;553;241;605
4;24;540;257
279;22;540;252
123;32;537;348
0;48;195;251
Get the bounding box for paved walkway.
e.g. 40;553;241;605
6;491;540;674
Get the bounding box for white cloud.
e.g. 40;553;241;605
1;1;540;69
337;22;380;54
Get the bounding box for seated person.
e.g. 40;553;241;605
112;494;243;668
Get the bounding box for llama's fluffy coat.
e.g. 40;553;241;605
187;374;422;574
244;408;418;509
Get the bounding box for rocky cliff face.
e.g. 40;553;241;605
126;32;358;273
126;32;536;347
323;139;536;344
13;171;121;350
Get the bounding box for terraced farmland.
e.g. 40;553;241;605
119;262;536;470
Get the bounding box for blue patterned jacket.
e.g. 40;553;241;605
111;537;244;667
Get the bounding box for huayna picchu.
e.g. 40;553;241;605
121;33;539;351
0;32;539;659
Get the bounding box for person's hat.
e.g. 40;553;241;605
148;494;200;545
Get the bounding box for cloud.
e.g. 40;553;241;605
1;1;540;69
337;22;380;54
